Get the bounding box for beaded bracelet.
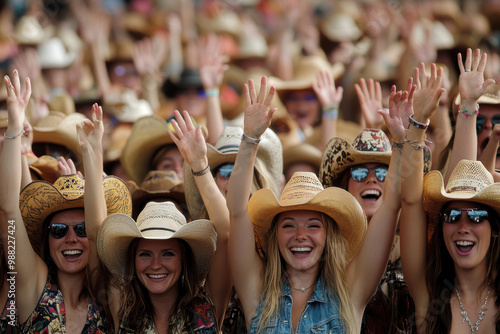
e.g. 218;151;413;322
205;89;220;97
4;128;25;140
241;133;260;145
192;164;210;176
408;115;430;130
457;103;479;118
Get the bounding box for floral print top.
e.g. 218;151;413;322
20;280;106;334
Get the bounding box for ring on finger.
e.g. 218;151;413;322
465;68;471;72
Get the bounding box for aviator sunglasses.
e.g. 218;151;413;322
350;166;388;182
442;208;490;224
476;114;500;134
48;222;87;239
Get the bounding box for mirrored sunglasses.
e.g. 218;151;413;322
476;114;500;134
350;166;388;182
216;164;234;179
442;208;489;224
48;222;86;239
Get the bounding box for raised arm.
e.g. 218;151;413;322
168;109;231;324
400;63;445;326
0;71;46;323
445;48;495;183
479;123;500;182
312;70;343;151
226;77;276;320
348;80;414;310
77;104;106;274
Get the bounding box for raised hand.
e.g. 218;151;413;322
4;70;31;136
168;109;208;172
198;34;229;91
412;63;446;122
379;80;416;142
355;78;384;128
457;48;495;104
133;33;168;75
77;103;104;158
312;70;343;108
243;76;277;139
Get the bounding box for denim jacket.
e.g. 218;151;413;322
248;279;346;333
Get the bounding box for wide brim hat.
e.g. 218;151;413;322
20;174;132;254
423;160;500;243
283;143;322;172
29;155;60;184
248;172;367;261
128;170;185;219
104;122;134;163
320;11;362;42
38;37;76;69
196;10;242;37
104;90;154;123
184;126;283;220
320;129;392;188
97;201;216;279
48;92;76;115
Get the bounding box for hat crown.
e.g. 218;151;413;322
280;172;324;206
136;202;186;234
445;160;494;194
52;175;85;199
352;129;391;153
214;127;243;154
140;170;182;191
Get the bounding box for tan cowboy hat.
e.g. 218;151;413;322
197;10;242;37
248;172;367;261
20;174;132;255
48;92;76;115
424;160;500;241
97;201;216;279
11;15;52;45
38;37;76;69
104;122;133;163
29;155;60;184
283;143;322;173
320;11;362;42
127;170;185;219
104;90;153;123
320;129;392;188
183;126;283;220
454;83;500;106
0;111;8;128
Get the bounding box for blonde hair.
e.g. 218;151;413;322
256;213;356;333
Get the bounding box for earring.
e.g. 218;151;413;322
181;274;185;286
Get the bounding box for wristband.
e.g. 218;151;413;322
457;103;479;118
4;128;25;140
322;104;339;120
241;133;260;145
192;164;210;176
408;114;429;130
205;89;219;97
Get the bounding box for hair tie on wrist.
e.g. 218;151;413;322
192;165;210;176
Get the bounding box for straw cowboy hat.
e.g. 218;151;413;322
97;201;216;279
38;37;76;69
104;90;153;123
423;160;500;243
183;126;283;220
248;172;367;261
20;174;132;255
104;122;134;163
320;129;392;188
127;170;185;219
283;142;322;174
48;92;76;116
454;83;500;108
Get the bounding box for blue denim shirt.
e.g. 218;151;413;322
249;279;346;333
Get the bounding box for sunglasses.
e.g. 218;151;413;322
215;164;234;179
476;114;500;134
48;222;86;239
442;208;490;224
350;166;388;182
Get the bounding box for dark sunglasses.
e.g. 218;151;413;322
350;166;388;182
442;208;489;224
476;114;500;134
48;222;86;239
215;164;234;179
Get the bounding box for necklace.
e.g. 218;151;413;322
289;280;318;292
455;281;491;333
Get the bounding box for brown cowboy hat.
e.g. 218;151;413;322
20;174;132;254
248;172;367;261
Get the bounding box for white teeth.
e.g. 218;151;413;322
290;247;312;252
148;274;167;279
361;189;381;197
456;241;474;246
63;250;82;255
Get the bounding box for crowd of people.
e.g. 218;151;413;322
1;0;500;333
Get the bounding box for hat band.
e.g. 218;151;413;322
448;185;481;193
140;227;177;233
217;144;239;154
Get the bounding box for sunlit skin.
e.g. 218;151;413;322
176;89;207;120
346;163;386;221
277;210;326;277
283;89;321;130
154;147;184;180
442;201;493;273
476;105;500;168
135;238;183;297
48;209;88;276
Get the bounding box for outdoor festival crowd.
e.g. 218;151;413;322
2;0;500;333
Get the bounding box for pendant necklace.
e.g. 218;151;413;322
290;282;316;292
455;281;491;333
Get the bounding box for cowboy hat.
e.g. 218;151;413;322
161;68;204;99
184;126;283;220
104;122;134;163
29;155;60;184
454;83;500;106
127;170;185;219
20;174;132;254
248;172;367;261
320;11;362;42
104;90;153;123
423;160;500;242
283;142;322;174
97;201;216;279
320;129;392;188
38;37;76;69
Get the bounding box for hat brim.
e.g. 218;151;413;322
129;182;186;219
248;187;367;262
97;214;216;279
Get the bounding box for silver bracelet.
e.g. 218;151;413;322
241;133;260;145
4;128;25;140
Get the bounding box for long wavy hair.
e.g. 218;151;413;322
257;213;356;333
424;204;500;333
118;238;200;332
